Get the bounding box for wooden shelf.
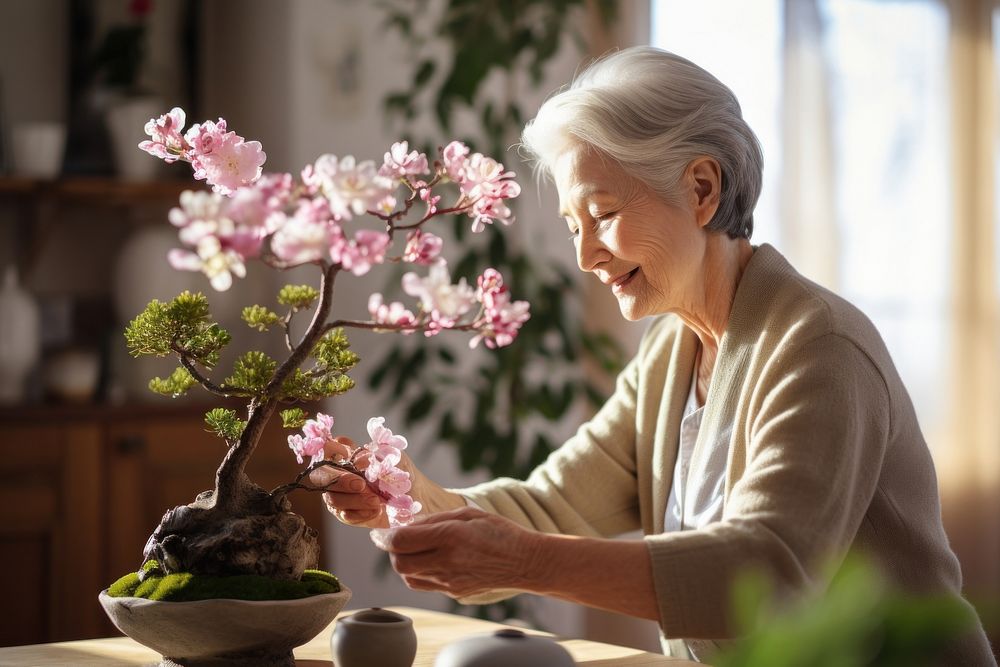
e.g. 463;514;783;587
0;175;202;205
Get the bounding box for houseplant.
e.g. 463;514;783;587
98;107;528;666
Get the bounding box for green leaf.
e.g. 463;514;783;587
311;328;360;374
414;59;435;86
204;407;246;443
281;408;309;429
277;284;320;310
405;391;436;424
148;366;197;398
224;351;277;393
242;305;280;331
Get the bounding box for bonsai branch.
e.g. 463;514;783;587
269;458;392;504
174;349;250;398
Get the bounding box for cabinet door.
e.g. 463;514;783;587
0;422;104;645
105;410;327;582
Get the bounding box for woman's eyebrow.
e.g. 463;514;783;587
558;185;612;217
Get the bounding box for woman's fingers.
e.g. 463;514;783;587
324;489;382;512
323;435;358;461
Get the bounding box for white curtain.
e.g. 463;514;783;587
651;0;1000;619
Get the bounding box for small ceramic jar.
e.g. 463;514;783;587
331;607;417;667
434;628;576;667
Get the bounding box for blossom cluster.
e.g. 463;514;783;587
290;414;421;526
140;108;266;196
140;108;527;351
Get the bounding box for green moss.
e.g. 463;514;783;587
107;562;340;601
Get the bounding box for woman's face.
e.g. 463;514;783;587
553;143;707;321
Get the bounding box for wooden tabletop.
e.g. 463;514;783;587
0;605;697;666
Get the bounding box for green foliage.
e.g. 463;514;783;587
281;408;309;429
224;351;278;393
272;328;359;402
205;408;246;443
125;291;231;369
242;305;281;331
277;284;320;311
375;0;625;485
148;366;197;398
312;328;360;374
107;561;341;601
716;556;977;667
381;0;617;158
281;369;355;403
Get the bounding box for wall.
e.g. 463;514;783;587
0;0;656;648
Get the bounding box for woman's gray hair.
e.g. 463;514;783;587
521;46;763;239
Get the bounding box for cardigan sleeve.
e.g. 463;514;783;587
646;332;891;639
456;345;645;539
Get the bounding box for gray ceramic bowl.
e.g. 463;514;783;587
331;607;418;667
98;586;351;667
434;628;576;667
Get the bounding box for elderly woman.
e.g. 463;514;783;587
313;47;994;663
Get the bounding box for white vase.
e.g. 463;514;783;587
0;267;41;404
106;96;164;182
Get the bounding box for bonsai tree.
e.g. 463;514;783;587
123;108;528;584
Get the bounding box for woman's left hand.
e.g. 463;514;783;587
369;506;541;598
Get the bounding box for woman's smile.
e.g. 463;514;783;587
612;267;640;294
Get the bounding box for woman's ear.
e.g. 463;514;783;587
687;157;722;228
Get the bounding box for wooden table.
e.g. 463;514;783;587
0;606;696;666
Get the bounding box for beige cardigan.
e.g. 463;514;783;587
460;244;994;664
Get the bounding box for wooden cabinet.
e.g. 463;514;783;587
0;404;327;647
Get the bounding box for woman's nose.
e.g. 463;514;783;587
575;232;605;273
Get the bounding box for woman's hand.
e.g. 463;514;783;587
308;436;389;528
308;436;466;528
369;506;544;598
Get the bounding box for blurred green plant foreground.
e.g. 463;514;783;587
716;555;981;667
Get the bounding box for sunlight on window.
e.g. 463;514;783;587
650;0;783;246
651;0;952;441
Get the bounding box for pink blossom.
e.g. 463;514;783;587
303;413;335;441
331;229;391;276
190;132;266;196
184;119;228;156
461;154;520;232
139;107;188;162
469;268;530;349
167;236;246;291
365;416;408;463
476;268;505;308
420;185;441;216
441;140;470;182
270;200;340;266
380;141;429;180
402;229;443;265
364;457;412;498
368;294;417;333
402;262;476;325
386;495;422;526
470;298;530;349
310;154;396;220
287;433;327;466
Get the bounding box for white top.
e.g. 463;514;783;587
663;358;730;533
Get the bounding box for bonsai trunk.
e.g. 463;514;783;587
141;398;321;580
141;265;341;581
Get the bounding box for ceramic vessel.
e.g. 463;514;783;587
106;96;163;181
11;122;66;178
0;267;40;404
43;347;101;403
331;607;418;667
434;628;576;667
98;586;351;667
